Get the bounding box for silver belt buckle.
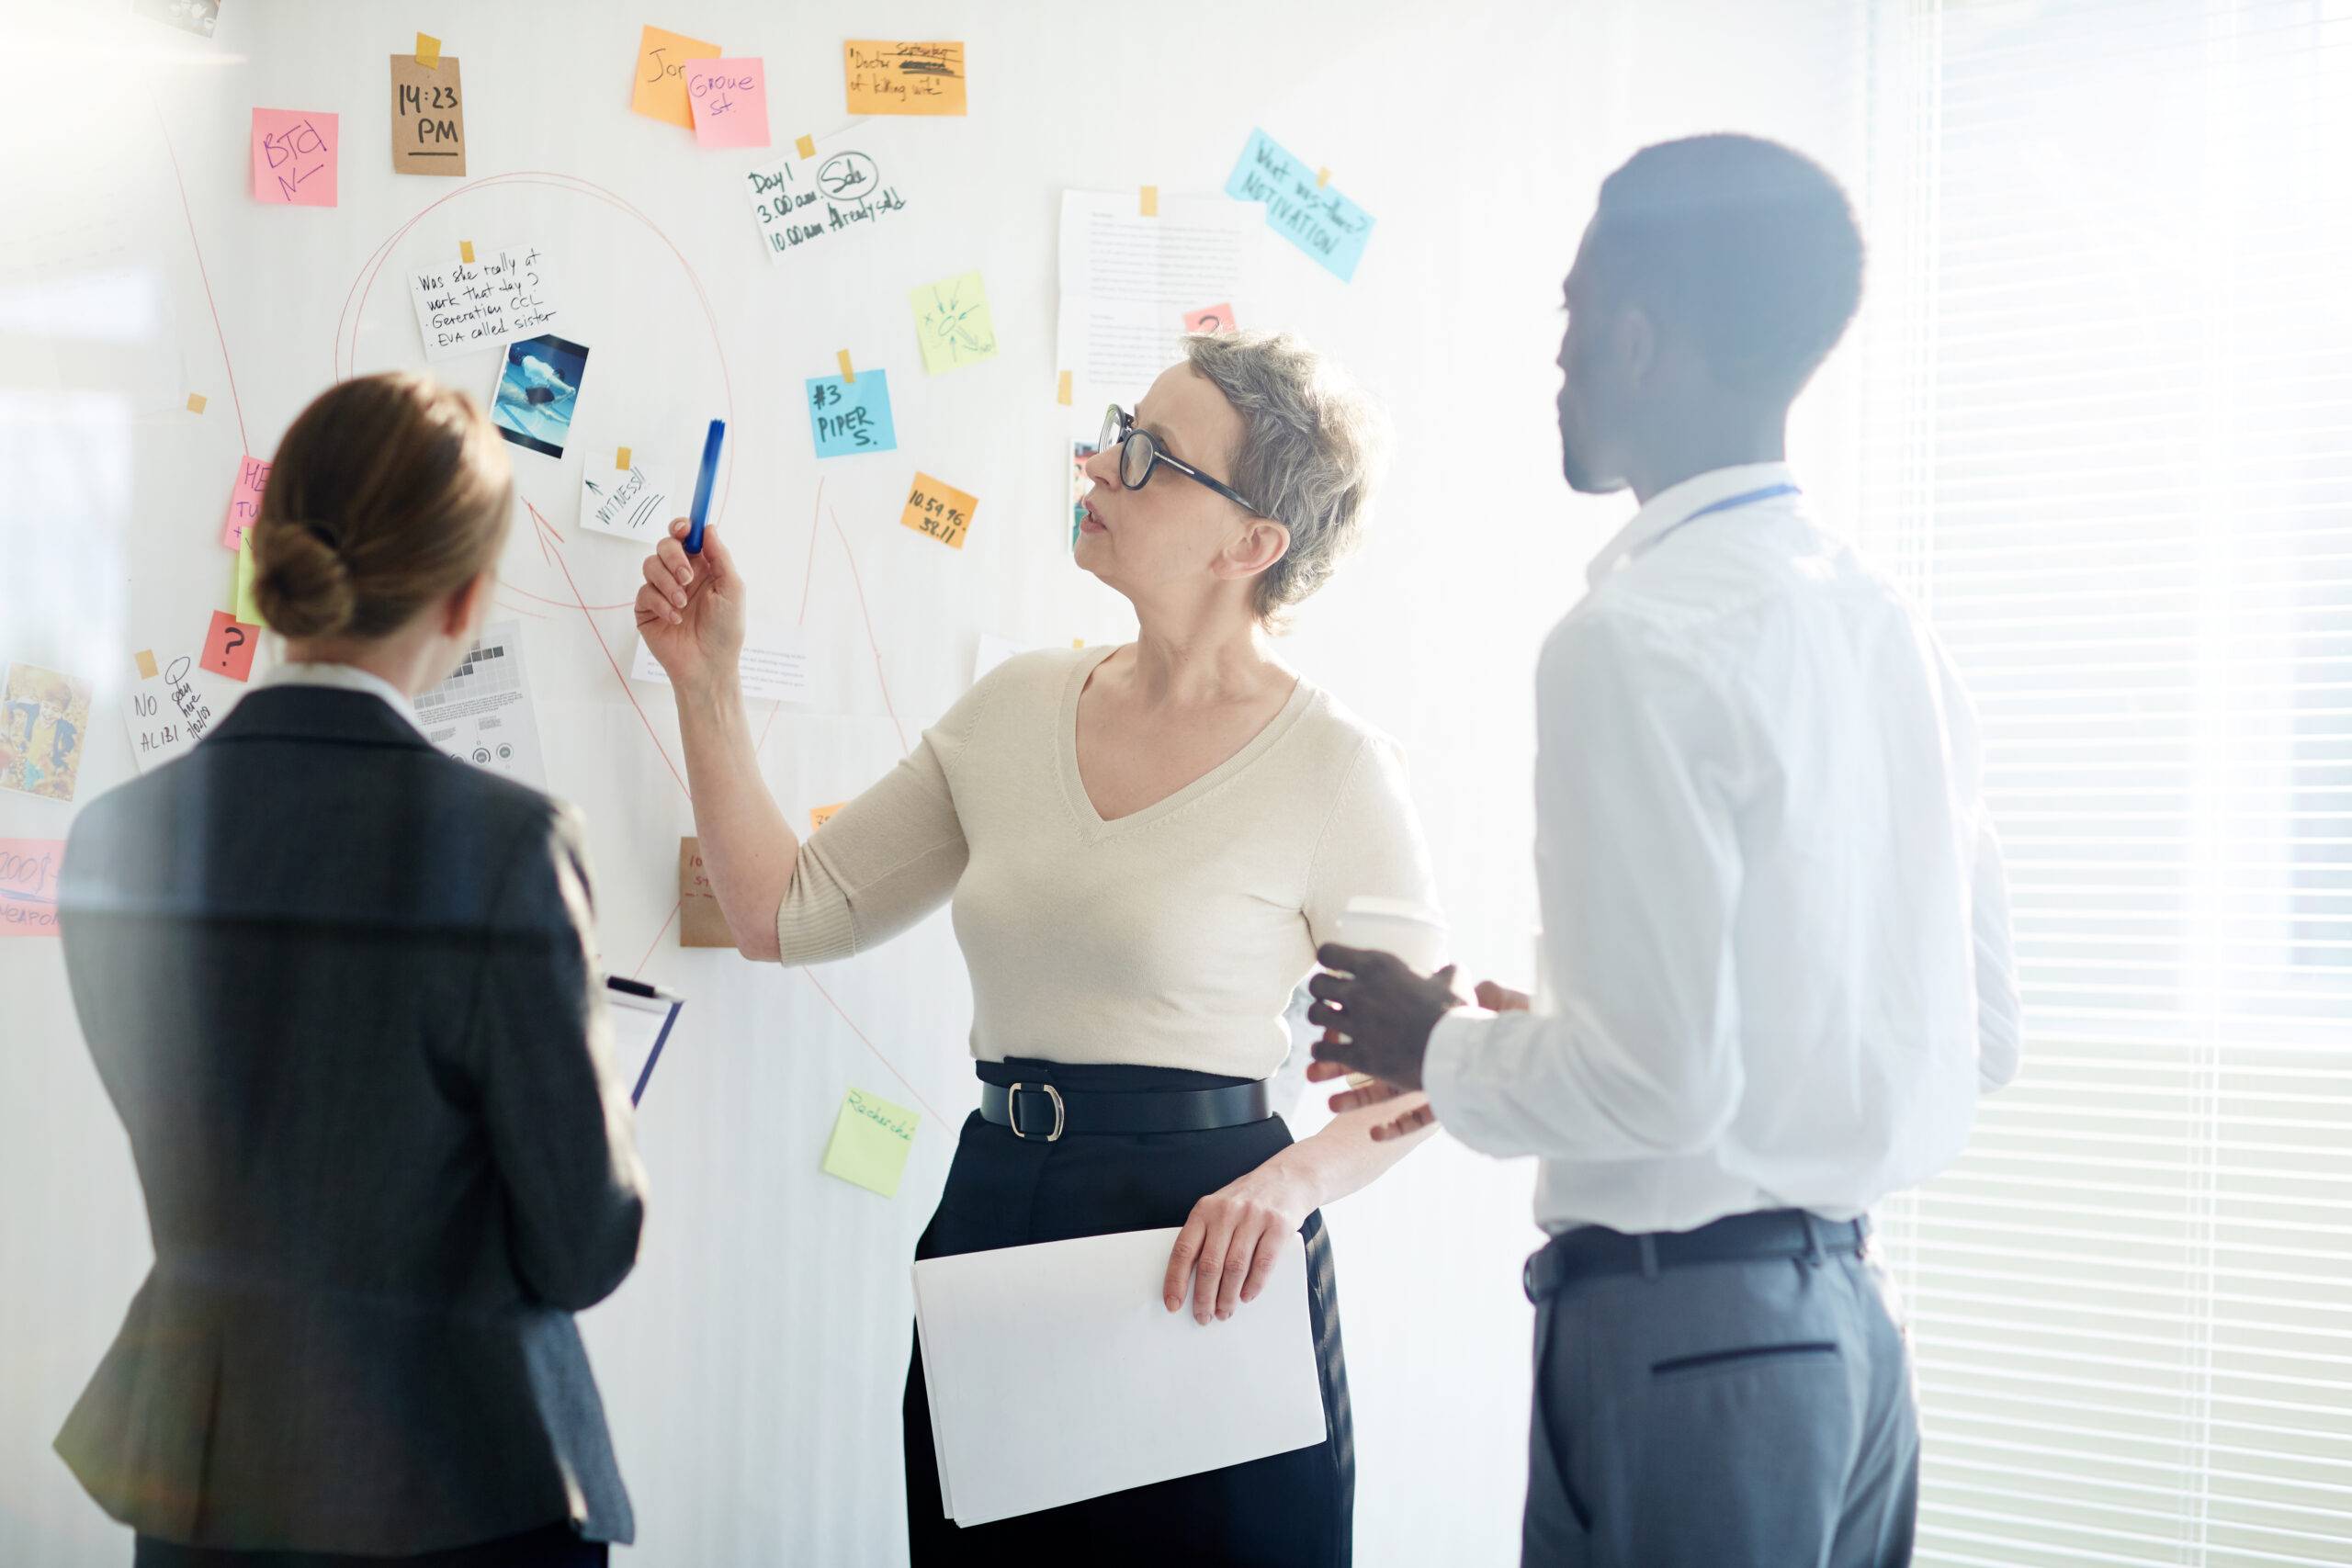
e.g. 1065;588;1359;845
1006;1081;1065;1142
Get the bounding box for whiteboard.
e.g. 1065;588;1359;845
0;2;1870;1562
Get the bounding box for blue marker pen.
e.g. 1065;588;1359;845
685;418;726;555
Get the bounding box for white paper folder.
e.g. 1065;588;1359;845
910;1225;1329;1527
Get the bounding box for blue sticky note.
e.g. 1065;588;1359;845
1223;128;1374;283
806;368;898;458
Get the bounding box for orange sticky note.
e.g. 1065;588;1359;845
899;472;978;552
201;610;260;682
251;108;338;207
843;39;967;116
809;802;845;833
1056;370;1072;406
414;31;440;69
1139;185;1158;217
632;25;721;128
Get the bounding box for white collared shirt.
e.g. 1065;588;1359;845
255;660;430;739
1423;463;2020;1235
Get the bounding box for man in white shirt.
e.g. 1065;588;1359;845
1306;134;2019;1566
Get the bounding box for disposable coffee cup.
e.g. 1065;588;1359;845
1329;897;1449;1088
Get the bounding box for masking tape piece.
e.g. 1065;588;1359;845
1317;166;1331;187
460;240;475;264
616;446;631;470
838;349;855;384
186;392;207;414
135;649;158;680
415;32;440;68
1056;370;1072;406
796;133;817;159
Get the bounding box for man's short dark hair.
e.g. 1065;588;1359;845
1586;134;1864;400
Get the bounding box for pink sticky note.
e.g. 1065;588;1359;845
220;455;269;549
251;108;339;207
202;611;260;682
0;838;64;939
1184;303;1238;335
684;58;770;148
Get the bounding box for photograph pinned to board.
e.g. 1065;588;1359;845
1069;436;1100;553
741;121;913;267
0;663;93;803
412;621;546;788
910;273;999;374
489;333;589;459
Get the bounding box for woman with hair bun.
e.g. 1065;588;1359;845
55;372;648;1568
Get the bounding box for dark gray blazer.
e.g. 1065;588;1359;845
55;684;647;1555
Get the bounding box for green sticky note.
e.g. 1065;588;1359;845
232;536;265;627
909;271;999;375
821;1087;919;1197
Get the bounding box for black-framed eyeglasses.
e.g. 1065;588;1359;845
1097;404;1268;519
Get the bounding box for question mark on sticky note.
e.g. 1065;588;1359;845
204;610;259;682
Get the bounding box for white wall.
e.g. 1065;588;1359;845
0;2;1869;1562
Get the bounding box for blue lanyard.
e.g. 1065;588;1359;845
1640;482;1802;558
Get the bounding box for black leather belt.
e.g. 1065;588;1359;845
978;1077;1273;1141
1524;1210;1871;1303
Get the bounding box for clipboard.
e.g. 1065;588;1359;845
604;976;684;1105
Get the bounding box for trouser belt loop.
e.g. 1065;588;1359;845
1800;1212;1826;1267
1637;1235;1660;1280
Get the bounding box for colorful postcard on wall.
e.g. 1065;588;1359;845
251;109;338;207
489;333;589;459
0;838;62;938
412;621;546;787
1223;129;1374;283
1069;437;1100;553
579;459;678;541
133;0;220;38
910;273;999;375
632;24;720;128
806;370;898;458
900;472;978;552
220;454;269;549
390;53;467;175
821;1088;920;1197
0;663;94;803
684;57;769;148
411;243;560;361
122;649;230;773
741;121;913;267
844;39;967;116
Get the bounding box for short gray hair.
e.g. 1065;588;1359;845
1182;329;1389;628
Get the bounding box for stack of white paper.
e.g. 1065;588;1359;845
911;1225;1329;1527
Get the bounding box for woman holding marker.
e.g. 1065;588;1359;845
637;330;1442;1562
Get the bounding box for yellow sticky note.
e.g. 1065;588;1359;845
843;39;967;116
1056;370;1072;406
616;446;632;470
899;472;978;551
632;24;721;128
186;392;207;414
134;649;159;681
809;801;845;833
909;272;999;376
459;239;475;264
821;1088;919;1198
414;32;440;69
795;131;816;159
1139;185;1158;217
837;348;855;384
232;535;265;626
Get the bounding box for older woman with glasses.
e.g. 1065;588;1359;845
634;330;1442;1562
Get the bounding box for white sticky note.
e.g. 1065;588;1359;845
578;463;677;541
409;243;560;361
121;651;232;773
633;630;810;705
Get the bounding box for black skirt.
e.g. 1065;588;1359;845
903;1059;1354;1567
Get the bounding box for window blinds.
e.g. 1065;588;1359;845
1858;2;2352;1562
